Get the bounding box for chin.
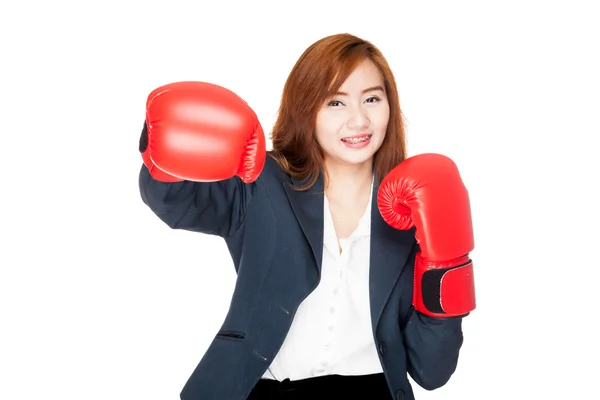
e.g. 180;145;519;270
336;151;377;166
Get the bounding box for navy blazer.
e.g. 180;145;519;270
139;153;465;400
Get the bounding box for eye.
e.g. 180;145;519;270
328;100;344;107
365;96;381;103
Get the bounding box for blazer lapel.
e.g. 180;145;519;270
369;179;416;332
282;175;325;274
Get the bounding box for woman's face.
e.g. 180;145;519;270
315;59;390;168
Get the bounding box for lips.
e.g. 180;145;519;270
341;134;372;144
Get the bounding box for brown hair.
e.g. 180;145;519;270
269;33;407;190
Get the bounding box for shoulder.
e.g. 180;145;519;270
256;151;291;184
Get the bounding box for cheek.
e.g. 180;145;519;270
371;107;390;132
314;123;331;149
315;115;343;141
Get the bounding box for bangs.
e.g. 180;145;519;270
324;45;371;98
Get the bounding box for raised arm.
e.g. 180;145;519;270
378;153;476;389
138;81;266;237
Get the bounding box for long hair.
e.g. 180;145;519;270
270;33;407;190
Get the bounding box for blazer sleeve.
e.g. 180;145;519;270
401;308;465;391
138;163;256;237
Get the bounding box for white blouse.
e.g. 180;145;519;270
262;182;382;381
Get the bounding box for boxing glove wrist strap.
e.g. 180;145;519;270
414;255;476;318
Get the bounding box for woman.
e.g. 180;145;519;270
139;33;473;400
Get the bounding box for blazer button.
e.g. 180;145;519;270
396;390;404;400
378;341;386;356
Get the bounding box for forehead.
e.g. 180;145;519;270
336;59;384;92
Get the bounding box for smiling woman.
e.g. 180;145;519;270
269;33;407;192
315;61;389;165
138;32;472;400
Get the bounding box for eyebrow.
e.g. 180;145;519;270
334;85;385;96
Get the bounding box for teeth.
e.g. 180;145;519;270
342;135;371;144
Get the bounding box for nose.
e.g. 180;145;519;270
346;106;369;130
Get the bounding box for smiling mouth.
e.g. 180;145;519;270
341;134;372;144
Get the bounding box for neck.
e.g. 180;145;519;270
323;158;373;196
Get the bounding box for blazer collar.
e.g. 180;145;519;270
283;173;326;274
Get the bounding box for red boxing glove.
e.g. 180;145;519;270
378;153;476;318
140;81;266;183
140;122;183;182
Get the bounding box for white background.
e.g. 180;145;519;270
1;1;598;399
